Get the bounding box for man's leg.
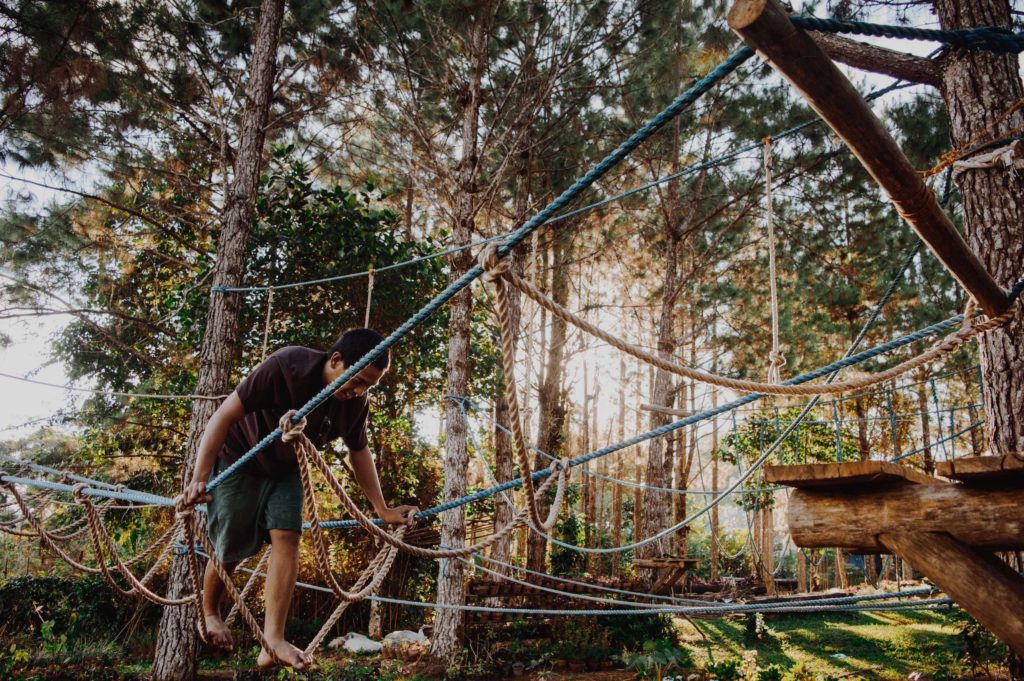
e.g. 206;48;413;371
202;556;238;649
257;529;311;669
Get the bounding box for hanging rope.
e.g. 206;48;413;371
364;266;375;328
277;411;570;559
763;137;786;384
476;245;566;532
488;255;1018;397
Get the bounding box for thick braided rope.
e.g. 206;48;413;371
500;266;1018;396
190;523;282;665
290;415;406;601
763;138;786;384
791;16;1024;54
224;546;272;627
477;245;559;531
75;488;193;605
3;482;177;575
178;507;211;645
284;411;568;558
303;543;401;654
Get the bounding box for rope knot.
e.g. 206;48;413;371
279;410;308;444
477;243;509;284
70;482;89;500
172;494;195;519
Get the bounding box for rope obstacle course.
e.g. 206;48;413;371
2;5;1024;667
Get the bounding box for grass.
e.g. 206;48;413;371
677;609;990;679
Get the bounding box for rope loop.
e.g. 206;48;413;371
477;242;509;284
279;410;308;444
172;494;194;519
70;482;89;500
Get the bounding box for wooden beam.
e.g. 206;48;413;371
937;454;1024;485
764;461;940;488
787;482;1024;552
880;532;1024;656
727;0;1010;316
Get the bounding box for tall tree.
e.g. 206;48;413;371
152;2;284;679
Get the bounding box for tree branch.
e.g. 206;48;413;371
811;32;940;88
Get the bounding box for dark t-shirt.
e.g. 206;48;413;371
220;346;370;479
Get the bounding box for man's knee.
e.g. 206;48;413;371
269;528;301;552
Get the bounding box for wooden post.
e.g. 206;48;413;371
881;532;1024;656
727;0;1010;317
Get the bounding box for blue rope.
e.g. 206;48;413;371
790;17;1024;54
205;47;753;492
212;80;910;296
316;309;972;530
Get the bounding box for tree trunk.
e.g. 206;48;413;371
151;3;284;679
934;0;1024;459
431;3;492;659
710;386;721;582
528;227;570;571
612;358;626;577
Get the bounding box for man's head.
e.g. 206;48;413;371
323;328;390;400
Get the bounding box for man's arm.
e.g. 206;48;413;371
181;392;246;506
348;446;418;526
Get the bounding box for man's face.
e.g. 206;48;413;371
324;353;386;401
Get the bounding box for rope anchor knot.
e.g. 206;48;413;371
477;243;510;284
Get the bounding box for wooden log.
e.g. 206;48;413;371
880;532;1024;656
727;0;1010;316
788;482;1024;553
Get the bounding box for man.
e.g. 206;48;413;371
182;328;418;670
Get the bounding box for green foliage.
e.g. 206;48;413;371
549;483;586;576
745;613;774;642
603;614;680;653
618;638;693;680
756;663;786;681
548;617;613;664
705;656;743;681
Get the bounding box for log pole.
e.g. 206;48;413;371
727;0;1011;316
880;532;1024;656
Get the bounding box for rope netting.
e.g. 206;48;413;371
1;15;1022;664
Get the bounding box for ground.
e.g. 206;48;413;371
3;608;1011;680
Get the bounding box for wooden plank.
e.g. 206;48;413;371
937;454;1024;485
881;532;1024;656
787;482;1024;552
727;0;1010;316
764;461;940;488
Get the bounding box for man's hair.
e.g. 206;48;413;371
329;328;390;371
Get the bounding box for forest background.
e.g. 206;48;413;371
0;0;1021;677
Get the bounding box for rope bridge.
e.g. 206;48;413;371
2;13;1023;664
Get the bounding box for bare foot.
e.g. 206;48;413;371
203;614;234;651
257;640;312;670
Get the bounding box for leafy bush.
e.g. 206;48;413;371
618;639;692;680
604;614;679;653
705;656;743;681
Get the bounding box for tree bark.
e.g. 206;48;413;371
915;369;934;475
933;0;1024;459
612;358;626;577
431;2;492;660
151;2;284;679
528;227;571;572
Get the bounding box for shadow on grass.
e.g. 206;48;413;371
682;608;970;679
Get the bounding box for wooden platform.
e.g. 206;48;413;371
937;454;1024;485
764;461;940;488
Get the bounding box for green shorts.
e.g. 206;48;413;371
206;459;303;563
